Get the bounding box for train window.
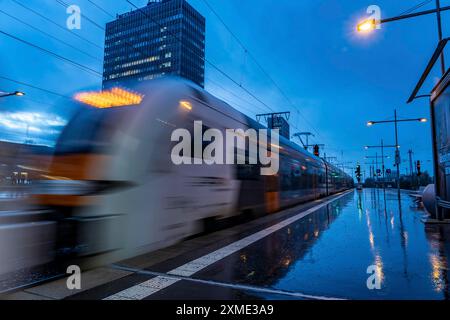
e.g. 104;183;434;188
55;107;131;155
236;163;260;181
279;155;292;191
235;148;260;180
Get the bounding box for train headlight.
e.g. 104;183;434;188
74;87;144;109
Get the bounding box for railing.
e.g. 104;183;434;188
436;197;450;209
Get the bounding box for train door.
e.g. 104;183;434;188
265;174;279;213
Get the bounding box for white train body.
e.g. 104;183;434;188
2;78;353;273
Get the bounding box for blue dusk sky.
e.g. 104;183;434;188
0;0;448;175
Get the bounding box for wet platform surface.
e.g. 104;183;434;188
143;188;450;300
9;188;450;300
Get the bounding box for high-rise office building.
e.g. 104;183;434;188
103;0;205;88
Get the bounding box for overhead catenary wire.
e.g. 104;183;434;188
86;0;306;122
0;9;102;62
211;91;260;116
0;30;102;77
113;1;332;156
0;75;73;100
19;97;65;109
205;77;269;114
87;0;115;18
200;0;321;138
5;0;341;159
54;0;106;31
125;0;274;114
87;0;270;116
10;0;103;50
399;0;433;16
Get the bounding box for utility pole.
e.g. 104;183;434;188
394;110;401;198
292;132;314;150
436;0;446;75
375;153;379;187
408;149;414;189
381;140;386;190
325;156;337;163
371;162;374;180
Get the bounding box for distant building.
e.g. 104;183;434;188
103;0;205;88
268;115;290;140
257;113;291;140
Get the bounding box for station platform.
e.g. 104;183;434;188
3;188;450;300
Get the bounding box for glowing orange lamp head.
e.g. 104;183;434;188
357;19;377;33
74;87;144;109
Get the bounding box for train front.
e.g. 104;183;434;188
28;86;147;268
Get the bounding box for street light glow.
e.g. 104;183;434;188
357;19;376;33
367;121;374;126
0;91;26;98
419;118;428;123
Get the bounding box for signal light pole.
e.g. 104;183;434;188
417;160;422;177
355;164;362;183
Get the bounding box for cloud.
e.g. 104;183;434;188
0;111;67;143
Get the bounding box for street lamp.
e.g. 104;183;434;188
366;110;427;198
0;91;25;98
366;118;427;125
357;19;377;33
356;1;449;74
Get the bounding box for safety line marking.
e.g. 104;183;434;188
104;190;353;300
109;264;346;300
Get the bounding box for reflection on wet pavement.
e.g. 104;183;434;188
7;188;450;300
190;188;450;300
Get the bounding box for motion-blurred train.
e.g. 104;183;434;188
2;78;353;273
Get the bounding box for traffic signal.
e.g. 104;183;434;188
313;144;320;157
417;160;422;176
355;164;361;183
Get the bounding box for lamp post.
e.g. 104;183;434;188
366;110;427;198
0;91;25;98
357;1;448;75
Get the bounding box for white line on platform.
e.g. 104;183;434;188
104;191;353;300
110;265;346;300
